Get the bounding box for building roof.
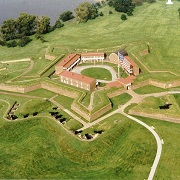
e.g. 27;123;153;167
124;56;138;67
118;76;136;85
81;52;104;57
57;53;80;68
60;71;96;84
106;81;123;88
115;49;128;56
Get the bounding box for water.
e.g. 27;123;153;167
0;0;96;25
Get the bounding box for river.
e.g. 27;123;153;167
0;0;97;25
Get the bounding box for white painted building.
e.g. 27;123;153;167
81;52;105;63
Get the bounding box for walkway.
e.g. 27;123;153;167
72;65;118;82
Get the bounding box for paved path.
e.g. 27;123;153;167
72;65;118;82
119;102;162;180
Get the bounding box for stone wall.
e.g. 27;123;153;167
41;82;79;99
24;84;42;93
129;110;180;124
71;102;112;122
108;79;180;98
0;84;27;93
90;103;112;122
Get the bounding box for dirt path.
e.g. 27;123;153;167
88;91;95;111
9;59;34;82
0;58;31;63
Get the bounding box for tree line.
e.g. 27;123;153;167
0;2;103;47
0;0;157;47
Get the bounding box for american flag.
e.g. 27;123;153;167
118;51;124;61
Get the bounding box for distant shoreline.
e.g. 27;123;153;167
0;0;98;25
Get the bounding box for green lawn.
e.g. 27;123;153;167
110;93;132;110
130;94;180;119
54;94;74;110
26;88;56;98
0;1;179;82
81;67;112;81
0;114;156;179
17;99;52;117
135;116;180;179
173;94;180;106
134;85;167;94
64;119;83;131
0;1;180;179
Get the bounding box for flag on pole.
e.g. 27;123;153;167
118;50;124;61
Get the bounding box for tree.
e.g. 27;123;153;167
6;40;17;48
36;16;51;34
178;8;180;19
54;19;64;28
132;0;143;6
18;36;31;47
16;13;37;37
121;14;127;21
147;0;156;3
108;0;135;13
0;18;17;41
75;2;99;23
99;12;104;16
60;11;74;22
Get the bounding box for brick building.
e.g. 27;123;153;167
55;53;81;74
109;50;140;76
59;71;96;91
81;52;105;63
121;56;140;76
107;76;136;90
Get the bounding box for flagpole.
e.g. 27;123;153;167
117;51;120;78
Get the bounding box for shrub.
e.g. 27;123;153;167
60;11;74;22
54;19;64;28
18;36;31;47
109;10;113;14
99;12;104;16
6;40;17;47
121;14;127;21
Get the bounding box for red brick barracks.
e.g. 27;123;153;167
55;51;139;91
55;52;105;91
60;71;96;91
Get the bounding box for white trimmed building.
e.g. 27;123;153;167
81;52;105;63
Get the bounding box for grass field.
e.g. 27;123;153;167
134;85;167;94
81;67;112;81
130;94;180;119
135;116;180;179
0;1;180;179
0;114;156;179
110;93;132;110
0;1;179;82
